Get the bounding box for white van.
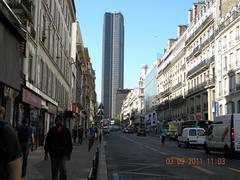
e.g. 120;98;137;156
177;128;206;148
205;114;240;157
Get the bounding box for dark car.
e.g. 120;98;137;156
137;127;146;136
125;127;134;133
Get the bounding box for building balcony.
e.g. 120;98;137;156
236;84;240;91
185;14;214;46
154;100;169;111
169;95;185;107
8;0;33;22
219;9;240;32
187;78;215;96
172;82;182;91
30;24;36;39
187;56;215;78
180;64;186;71
187;82;207;96
160;88;171;97
187;34;215;62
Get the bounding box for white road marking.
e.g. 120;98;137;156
193;166;215;174
121;171;186;178
118;134;170;156
226;167;240;173
159;151;169;155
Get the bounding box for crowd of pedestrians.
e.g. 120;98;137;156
0;104;101;180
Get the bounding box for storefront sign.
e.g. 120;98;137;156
72;103;78;113
48;102;57;114
22;88;41;108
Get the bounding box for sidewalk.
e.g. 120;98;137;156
23;136;108;180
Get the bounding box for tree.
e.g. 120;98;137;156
114;113;121;125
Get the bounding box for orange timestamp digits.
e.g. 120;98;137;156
207;157;225;166
165;157;226;166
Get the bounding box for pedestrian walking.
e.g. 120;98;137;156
94;126;98;139
72;126;77;144
16;118;35;177
0;106;22;180
84;128;88;138
160;126;167;144
77;126;83;144
44;115;73;180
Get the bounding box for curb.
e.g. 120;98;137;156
97;139;108;180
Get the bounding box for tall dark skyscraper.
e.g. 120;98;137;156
102;12;124;119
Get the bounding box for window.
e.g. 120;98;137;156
229;75;235;92
223;78;227;94
48;70;52;96
227;102;235;114
230;53;234;69
52;75;56;99
237;101;240;113
40;60;44;90
198;129;205;136
218;39;221;53
189;129;196;136
28;54;33;82
236;26;240;41
219;105;223;115
223;36;227;49
46;66;49;94
237;49;240;66
229;31;233;46
223;56;227;72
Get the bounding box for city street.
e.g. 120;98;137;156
105;132;240;180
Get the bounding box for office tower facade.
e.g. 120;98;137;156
102;12;124;119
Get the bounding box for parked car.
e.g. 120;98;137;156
177;127;206;148
124;127;134;133
204;114;240;157
102;127;110;134
109;125;120;132
137;127;146;136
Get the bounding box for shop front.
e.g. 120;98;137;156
19;87;42;147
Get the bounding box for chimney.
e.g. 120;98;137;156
168;39;176;49
193;4;198;23
188;10;193;24
164;48;167;54
142;65;148;75
178;25;187;37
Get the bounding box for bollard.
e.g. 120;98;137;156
87;167;93;180
87;147;101;180
99;133;102;143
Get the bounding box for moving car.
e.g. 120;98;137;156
177;127;206;148
137;127;146;136
204;114;240;157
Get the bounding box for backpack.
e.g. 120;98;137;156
17;125;31;143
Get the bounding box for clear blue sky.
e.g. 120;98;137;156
75;0;196;102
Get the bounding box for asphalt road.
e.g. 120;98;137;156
104;131;240;180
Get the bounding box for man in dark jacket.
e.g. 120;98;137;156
0;106;22;180
44;115;72;180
